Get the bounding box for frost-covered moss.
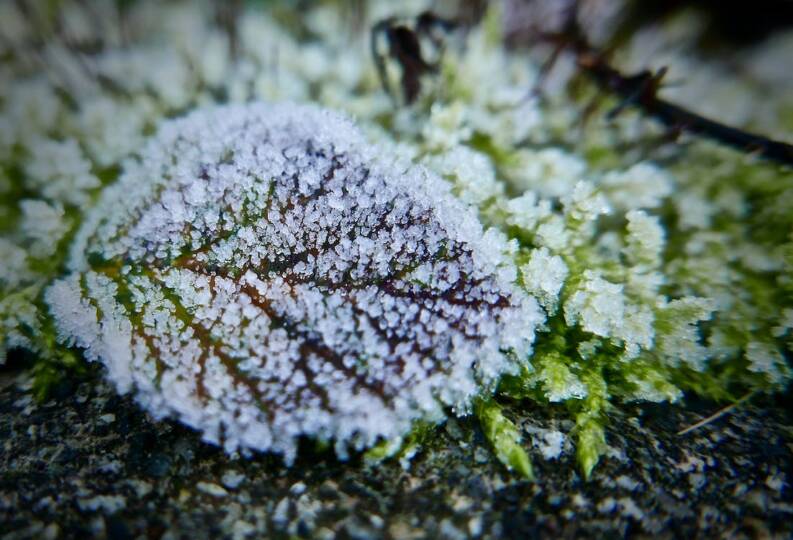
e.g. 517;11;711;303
0;0;791;474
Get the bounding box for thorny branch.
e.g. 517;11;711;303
371;9;793;167
568;40;793;167
540;9;793;167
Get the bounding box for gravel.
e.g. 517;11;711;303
1;363;791;539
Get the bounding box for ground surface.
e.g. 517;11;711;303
1;362;791;540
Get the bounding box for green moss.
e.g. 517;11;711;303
3;0;792;478
363;421;437;466
570;368;609;480
475;398;534;480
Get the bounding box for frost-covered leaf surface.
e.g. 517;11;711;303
1;0;792;474
46;103;540;461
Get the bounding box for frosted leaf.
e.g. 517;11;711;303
423;146;503;206
505;148;587;199
772;308;793;338
0;238;29;290
19;199;70;259
24;138;100;207
564;271;626;341
745;341;790;385
72;97;152;167
562;181;610;223
537;352;587;402
600;162;674;211
504;192;552;233
422;102;472;151
624;210;664;268
625;368;682;403
520;247;568;313
535;215;571;253
655;297;714;370
5;80;61;143
47;102;543;463
0;287;41;363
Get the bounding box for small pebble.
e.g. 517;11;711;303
197;482;228;498
221;470;246;490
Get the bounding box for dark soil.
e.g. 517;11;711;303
1;364;791;539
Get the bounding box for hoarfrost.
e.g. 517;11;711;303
47;102;543;463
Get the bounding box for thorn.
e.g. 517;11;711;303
606;69;662;119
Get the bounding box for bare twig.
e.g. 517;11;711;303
573;46;793;166
372;4;793;166
536;11;793;167
677;391;755;436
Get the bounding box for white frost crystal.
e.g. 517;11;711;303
24;138;100;206
46;103;542;463
520;248;568;313
564;270;626;339
600;162;674;211
19;200;69;259
745;341;790;385
2;0;791;475
0;239;29;290
506;148;588;199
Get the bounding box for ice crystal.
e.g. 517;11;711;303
46;103;542;462
520;248;568;313
2;0;792;476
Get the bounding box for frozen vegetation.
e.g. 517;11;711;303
47;102;541;463
0;0;791;476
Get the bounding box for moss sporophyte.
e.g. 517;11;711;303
0;0;791;478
